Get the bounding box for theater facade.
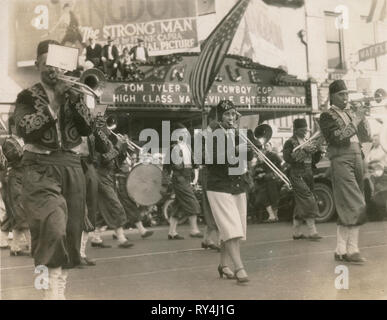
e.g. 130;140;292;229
97;53;317;140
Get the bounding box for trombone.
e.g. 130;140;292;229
221;123;292;189
240;125;292;189
56;68;106;98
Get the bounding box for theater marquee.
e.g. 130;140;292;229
99;54;310;112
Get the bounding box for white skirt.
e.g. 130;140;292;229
206;191;247;242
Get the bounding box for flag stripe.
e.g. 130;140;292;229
190;0;250;108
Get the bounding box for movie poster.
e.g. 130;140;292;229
15;0;199;66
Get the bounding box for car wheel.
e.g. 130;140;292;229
162;199;188;225
314;182;335;223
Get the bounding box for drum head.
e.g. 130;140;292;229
126;163;163;206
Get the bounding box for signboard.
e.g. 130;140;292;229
99;54;308;111
358;41;387;62
110;83;306;107
15;0;199;66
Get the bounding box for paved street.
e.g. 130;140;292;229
1;221;387;300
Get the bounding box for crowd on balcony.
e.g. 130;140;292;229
79;36;149;81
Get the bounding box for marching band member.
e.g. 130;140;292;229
164;122;203;240
91;117;133;249
78;130;101;267
13;40;92;299
283;118;322;241
79;114;126;263
2;117;31;256
320;80;372;264
115;158;154;239
253;142;282;223
205;100;253;284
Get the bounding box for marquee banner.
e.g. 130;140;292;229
15;0;199;66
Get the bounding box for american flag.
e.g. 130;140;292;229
190;0;250;108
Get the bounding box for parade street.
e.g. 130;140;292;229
1;221;387;300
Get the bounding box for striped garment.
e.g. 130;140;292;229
189;0;250;107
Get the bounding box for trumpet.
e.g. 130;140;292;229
349;88;387;113
108;129;143;152
292;131;322;152
56;68;106;98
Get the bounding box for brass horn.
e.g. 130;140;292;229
349;88;387;108
56;68;106;97
254;124;273;146
80;68;106;93
233;123;292;189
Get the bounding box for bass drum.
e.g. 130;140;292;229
126;163;163;206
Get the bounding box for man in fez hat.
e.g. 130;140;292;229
13;40;92;299
283;118;322;241
320;80;372;264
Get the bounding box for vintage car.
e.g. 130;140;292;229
276;155;387;223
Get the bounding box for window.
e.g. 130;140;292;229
325;12;345;69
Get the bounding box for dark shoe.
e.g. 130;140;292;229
346;252;366;264
293;234;307;240
307;234;322;241
79;257;96;266
218;265;236;280
334;253;349;262
264;218;278;223
168;234;184;240
118;240;134;248
201;242;210;249
190;232;203;238
209;244;220;251
235;267;249;284
202;242;220;251
141;230;154;239
10;250;30;257
91;242;112;248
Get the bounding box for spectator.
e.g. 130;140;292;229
130;38;149;63
85;36;102;69
101;36;120;79
366;134;387;168
119;47;133;79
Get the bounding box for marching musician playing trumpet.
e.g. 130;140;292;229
91;115;133;249
283;118;323;241
13;40;93;299
320;80;372;264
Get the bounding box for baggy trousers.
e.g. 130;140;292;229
21;151;86;269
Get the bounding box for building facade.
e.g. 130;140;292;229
1;0;385;138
